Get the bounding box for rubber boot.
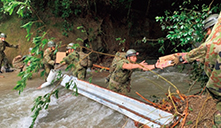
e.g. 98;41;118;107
105;75;110;83
5;68;14;72
105;77;110;83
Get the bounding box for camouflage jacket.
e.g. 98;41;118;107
110;59;134;84
43;48;56;65
183;12;221;89
63;51;79;65
0;40;17;52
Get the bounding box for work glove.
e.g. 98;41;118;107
171;55;184;65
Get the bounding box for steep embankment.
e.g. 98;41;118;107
0;15;29;63
0;7;165;68
0;15;84;65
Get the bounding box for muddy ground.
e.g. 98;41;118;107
168;93;217;128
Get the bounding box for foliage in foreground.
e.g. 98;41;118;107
156;0;221;87
1;0;221;127
1;1;79;127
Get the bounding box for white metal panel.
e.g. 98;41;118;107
60;74;174;127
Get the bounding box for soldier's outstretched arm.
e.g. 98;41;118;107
122;62;143;70
4;41;18;48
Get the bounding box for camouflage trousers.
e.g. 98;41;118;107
72;67;87;80
44;64;54;78
107;78;131;95
0;52;10;69
205;51;221;111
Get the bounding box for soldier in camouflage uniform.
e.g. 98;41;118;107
171;12;221;127
107;49;161;95
62;43;92;80
0;33;18;73
43;41;56;78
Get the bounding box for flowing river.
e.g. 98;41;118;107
0;63;201;128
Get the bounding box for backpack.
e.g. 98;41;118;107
78;51;93;68
109;52;126;74
105;52;126;83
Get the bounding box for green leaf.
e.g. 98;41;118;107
45;104;49;109
21;21;33;36
88;77;92;83
72;82;78;96
76;38;84;42
188;107;193;111
168;31;174;34
187;121;193;125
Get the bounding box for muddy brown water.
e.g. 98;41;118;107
0;64;201;128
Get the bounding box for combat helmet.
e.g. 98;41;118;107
203;14;219;30
48;41;56;47
0;33;7;38
66;42;75;49
126;49;139;57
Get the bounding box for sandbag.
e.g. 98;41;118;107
38;69;61;89
12;55;25;69
46;69;58;83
